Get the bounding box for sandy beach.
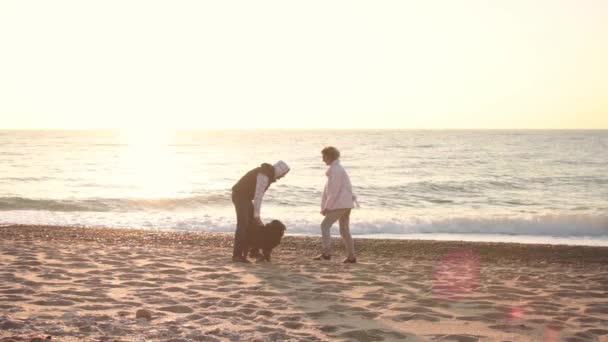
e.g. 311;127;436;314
1;225;607;342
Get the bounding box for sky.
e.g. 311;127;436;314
1;0;607;129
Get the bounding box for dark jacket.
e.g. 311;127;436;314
232;163;275;201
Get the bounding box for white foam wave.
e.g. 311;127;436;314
344;214;608;237
1;210;606;245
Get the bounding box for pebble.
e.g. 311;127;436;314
135;309;153;321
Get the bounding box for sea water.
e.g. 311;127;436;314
1;130;606;246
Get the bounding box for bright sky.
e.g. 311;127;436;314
1;0;607;129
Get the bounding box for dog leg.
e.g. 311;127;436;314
249;248;261;258
262;249;271;262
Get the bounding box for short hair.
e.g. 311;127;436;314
321;146;340;161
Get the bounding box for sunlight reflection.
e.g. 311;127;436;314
118;129;185;198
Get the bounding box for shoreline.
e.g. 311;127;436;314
2;224;608;264
1;225;607;341
3;223;607;247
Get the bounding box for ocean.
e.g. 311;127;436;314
1;129;607;246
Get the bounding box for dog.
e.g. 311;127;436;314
245;219;286;262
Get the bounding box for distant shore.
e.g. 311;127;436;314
1;225;607;341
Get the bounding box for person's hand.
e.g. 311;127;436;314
353;195;360;208
320;209;327;216
254;217;264;226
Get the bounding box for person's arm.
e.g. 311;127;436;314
321;183;329;215
252;173;269;221
322;168;342;212
344;171;359;208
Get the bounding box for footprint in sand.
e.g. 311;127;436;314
339;329;413;341
584;329;608;337
114;267;147;274
237;307;256;315
158;276;190;284
239;289;280;297
32;299;75;306
256;310;274;317
159;269;188;276
277;315;302;322
585;303;608;315
144;298;179;306
15;260;43;267
199;302;217;309
53;289;102;298
318;325;339;333
389;313;441;322
118;273;144;280
142;262;176;269
1;295;32;303
0;288;35;295
217;299;240;308
158;305;194;314
121;281;159;288
191;266;218;272
427;334;482;341
488;323;535;333
281;321;304;329
77;304;118;311
306;311;330;319
163;286;192;294
65;262;96;269
98;259;127;266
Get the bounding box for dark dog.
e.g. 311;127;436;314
246;219;286;262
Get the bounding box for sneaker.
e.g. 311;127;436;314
313;254;331;261
343;257;357;264
232;256;251;263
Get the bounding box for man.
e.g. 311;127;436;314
231;160;290;263
314;146;357;263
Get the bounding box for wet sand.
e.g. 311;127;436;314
1;225;607;341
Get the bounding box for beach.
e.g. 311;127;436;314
1;225;607;341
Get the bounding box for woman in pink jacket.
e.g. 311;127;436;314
314;146;357;263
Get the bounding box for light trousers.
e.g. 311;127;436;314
321;208;355;258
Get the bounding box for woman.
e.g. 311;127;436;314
314;146;357;263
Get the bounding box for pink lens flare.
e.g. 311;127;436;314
509;306;524;319
543;326;561;341
432;248;480;300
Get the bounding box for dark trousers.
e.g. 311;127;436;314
232;193;253;258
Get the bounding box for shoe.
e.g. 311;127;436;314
343;257;357;264
313;254;331;261
232;256;251;263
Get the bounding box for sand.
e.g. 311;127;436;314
1;225;607;341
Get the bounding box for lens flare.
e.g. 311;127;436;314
432;248;480;300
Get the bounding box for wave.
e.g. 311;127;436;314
191;213;608;238
0;195;231;212
1;210;606;240
355;180;528;194
3;177;55;182
339;214;608;237
0;192;322;212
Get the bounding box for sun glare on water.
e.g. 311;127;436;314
118;129;185;198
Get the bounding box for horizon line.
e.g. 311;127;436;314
1;127;607;131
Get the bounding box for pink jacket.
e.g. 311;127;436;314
322;160;355;211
